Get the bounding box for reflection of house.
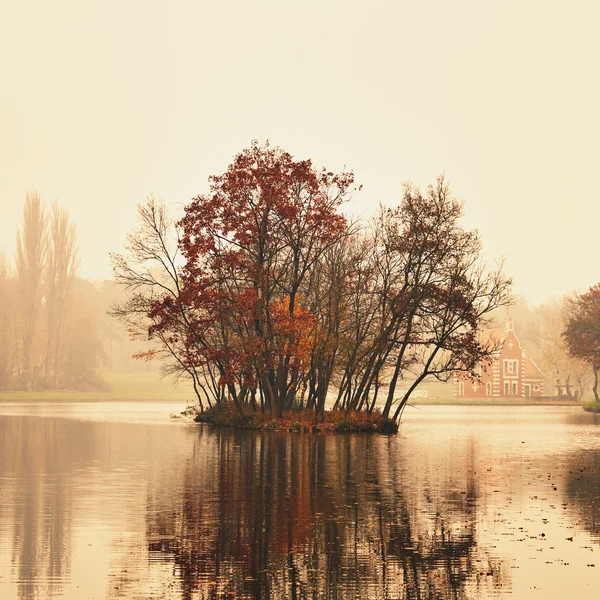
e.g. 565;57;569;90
455;317;544;399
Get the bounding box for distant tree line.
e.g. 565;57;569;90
505;298;590;401
112;143;513;422
504;291;600;403
0;192;105;391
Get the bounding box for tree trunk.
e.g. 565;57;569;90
264;375;281;418
555;378;563;399
565;376;573;399
593;367;599;403
368;372;380;413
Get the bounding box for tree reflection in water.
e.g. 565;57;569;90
0;417;77;600
566;449;600;543
144;429;506;599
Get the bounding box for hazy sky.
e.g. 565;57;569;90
1;0;598;305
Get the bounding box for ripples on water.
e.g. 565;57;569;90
0;403;598;599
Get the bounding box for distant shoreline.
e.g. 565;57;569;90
409;397;583;407
0;394;190;403
0;392;585;408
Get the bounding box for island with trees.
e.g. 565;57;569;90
110;142;515;432
2;143;598;426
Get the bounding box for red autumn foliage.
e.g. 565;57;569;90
149;142;353;418
563;284;600;401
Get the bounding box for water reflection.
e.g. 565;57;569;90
566;450;600;543
0;415;189;600
2;407;600;599
0;417;77;599
142;430;505;599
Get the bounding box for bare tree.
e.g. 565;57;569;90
335;179;511;418
110;196;210;409
389;257;512;421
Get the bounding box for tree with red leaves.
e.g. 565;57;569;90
158;141;354;417
563;284;600;402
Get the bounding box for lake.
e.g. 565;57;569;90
0;402;598;599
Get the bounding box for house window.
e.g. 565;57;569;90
458;381;464;396
504;359;518;375
512;381;518;396
504;382;510;396
473;382;478;393
486;382;492;396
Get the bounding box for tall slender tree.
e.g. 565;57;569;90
15;191;47;389
45;201;79;386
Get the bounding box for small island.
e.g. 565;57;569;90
194;404;399;434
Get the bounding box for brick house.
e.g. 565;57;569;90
455;316;544;399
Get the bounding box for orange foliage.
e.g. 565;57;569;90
269;297;317;372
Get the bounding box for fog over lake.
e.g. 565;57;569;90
1;2;600;598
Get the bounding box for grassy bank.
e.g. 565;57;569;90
583;401;600;413
195;404;399;434
408;397;582;407
0;371;196;402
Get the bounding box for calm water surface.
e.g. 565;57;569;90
0;402;599;599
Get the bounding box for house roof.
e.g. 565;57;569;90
523;357;544;380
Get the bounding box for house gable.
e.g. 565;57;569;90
455;316;544;398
